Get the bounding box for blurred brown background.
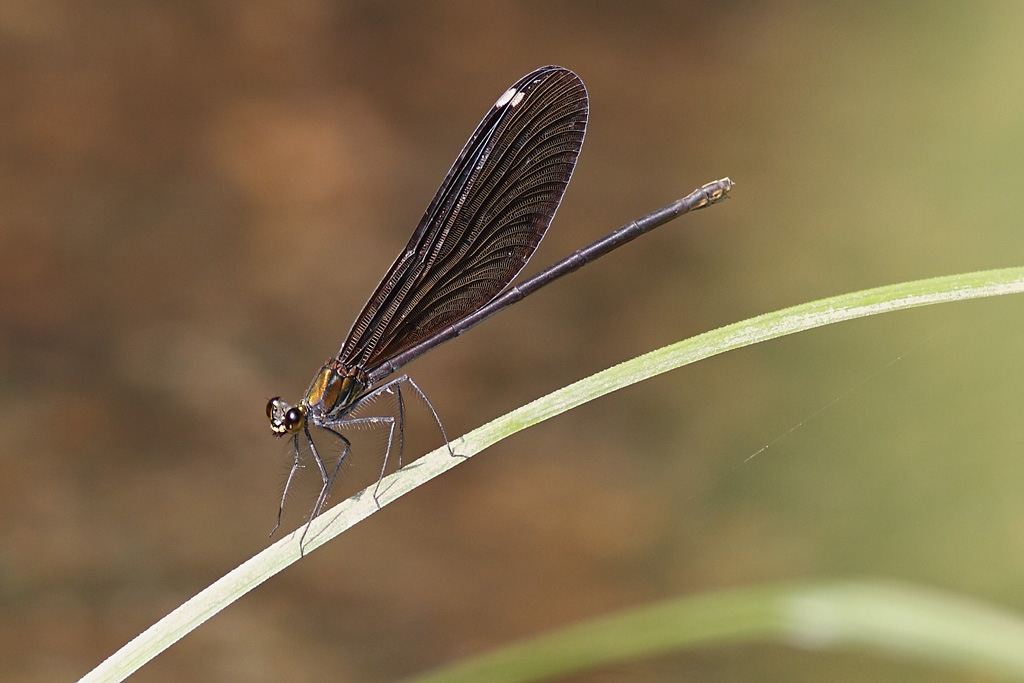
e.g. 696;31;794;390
4;2;1024;681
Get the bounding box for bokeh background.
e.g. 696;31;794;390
4;2;1024;681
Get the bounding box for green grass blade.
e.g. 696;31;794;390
77;266;1024;683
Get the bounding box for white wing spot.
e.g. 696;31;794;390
495;87;517;108
510;91;526;107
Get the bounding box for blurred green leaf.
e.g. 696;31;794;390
406;582;1024;683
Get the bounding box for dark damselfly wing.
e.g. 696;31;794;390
337;66;588;373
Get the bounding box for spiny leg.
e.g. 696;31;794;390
374;414;397;503
271;435;304;538
324;413;397;506
308;422;349;523
366;375;456;459
395;379;406;468
337;375;452;504
299;376;457;530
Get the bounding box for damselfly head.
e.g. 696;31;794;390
267;397;306;436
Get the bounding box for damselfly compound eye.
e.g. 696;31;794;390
284;407;305;433
266;397;281;420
